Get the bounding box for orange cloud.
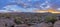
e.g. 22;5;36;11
33;8;60;14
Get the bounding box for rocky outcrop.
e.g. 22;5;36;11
30;22;52;27
54;20;60;27
0;20;5;27
14;24;29;27
0;18;15;27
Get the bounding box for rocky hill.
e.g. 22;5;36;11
0;12;60;27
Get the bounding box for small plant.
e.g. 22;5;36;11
14;17;24;24
45;15;57;24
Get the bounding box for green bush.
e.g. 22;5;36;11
14;17;24;24
45;15;57;24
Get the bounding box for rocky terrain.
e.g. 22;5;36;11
0;12;60;27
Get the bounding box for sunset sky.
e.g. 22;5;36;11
0;0;60;12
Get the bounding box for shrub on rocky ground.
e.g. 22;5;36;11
45;15;57;24
14;17;25;24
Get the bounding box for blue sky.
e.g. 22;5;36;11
0;0;60;12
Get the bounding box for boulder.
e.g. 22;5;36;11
0;18;15;27
30;22;51;27
14;24;29;27
54;20;60;27
0;20;5;27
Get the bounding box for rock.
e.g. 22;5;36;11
14;24;29;27
30;22;51;27
0;20;5;27
54;20;60;27
47;22;53;27
0;18;15;27
4;19;15;27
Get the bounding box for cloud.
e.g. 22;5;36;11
2;5;39;12
3;5;22;12
40;1;50;10
57;8;60;10
1;0;60;11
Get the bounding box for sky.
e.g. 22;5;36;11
0;0;60;12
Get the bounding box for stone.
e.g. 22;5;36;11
0;20;5;27
0;18;15;27
4;18;15;27
54;20;60;27
14;24;29;27
47;22;53;27
30;22;50;27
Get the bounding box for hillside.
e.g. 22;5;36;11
0;12;60;27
